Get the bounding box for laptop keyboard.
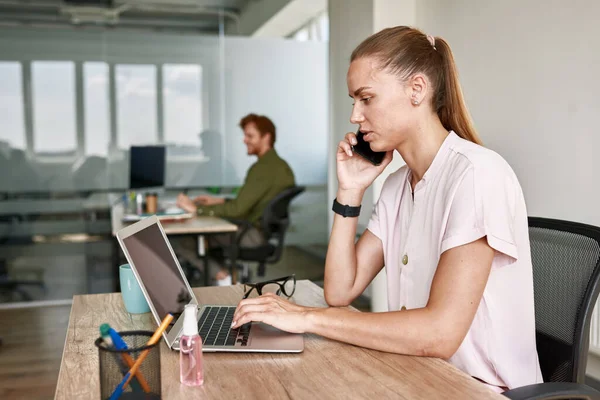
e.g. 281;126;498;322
198;306;252;347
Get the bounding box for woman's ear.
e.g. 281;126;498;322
408;74;428;106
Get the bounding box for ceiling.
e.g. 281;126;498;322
0;0;252;34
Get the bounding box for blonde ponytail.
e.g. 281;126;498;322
434;37;482;145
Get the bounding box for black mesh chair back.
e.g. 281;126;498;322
529;217;600;384
230;186;305;281
258;186;305;261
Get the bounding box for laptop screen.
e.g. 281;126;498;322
122;222;193;334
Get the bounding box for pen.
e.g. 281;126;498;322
100;324;148;393
109;314;174;400
100;329;134;389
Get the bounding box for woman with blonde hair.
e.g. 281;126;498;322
232;26;542;392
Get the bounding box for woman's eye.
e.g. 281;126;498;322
351;97;371;106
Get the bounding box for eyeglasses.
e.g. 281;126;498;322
243;274;296;299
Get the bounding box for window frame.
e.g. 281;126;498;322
288;11;329;42
0;61;27;153
0;59;206;163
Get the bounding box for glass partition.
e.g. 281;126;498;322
0;27;326;193
0;19;328;305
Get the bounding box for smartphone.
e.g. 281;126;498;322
352;129;386;166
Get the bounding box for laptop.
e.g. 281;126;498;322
116;215;304;353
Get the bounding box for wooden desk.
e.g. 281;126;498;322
55;281;503;400
110;203;238;237
111;203;239;285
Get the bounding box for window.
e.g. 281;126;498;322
293;28;310;42
290;12;329;42
163;64;203;146
316;12;329;42
0;62;26;150
116;64;157;149
84;62;110;157
32;61;77;154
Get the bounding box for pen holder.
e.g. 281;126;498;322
95;331;161;400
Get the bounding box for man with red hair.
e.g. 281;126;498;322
177;113;295;284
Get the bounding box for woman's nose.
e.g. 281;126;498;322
350;106;365;124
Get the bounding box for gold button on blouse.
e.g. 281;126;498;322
402;254;408;265
401;306;407;311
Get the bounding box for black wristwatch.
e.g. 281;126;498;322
332;198;361;218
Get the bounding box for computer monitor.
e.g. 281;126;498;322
129;145;165;189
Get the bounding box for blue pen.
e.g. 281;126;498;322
109;313;174;400
109;373;130;400
108;368;149;400
100;324;146;393
106;326;129;351
100;327;129;374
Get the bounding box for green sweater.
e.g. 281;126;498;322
197;149;295;224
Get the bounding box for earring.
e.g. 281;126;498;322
412;99;419;105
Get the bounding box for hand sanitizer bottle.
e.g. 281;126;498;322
180;304;204;386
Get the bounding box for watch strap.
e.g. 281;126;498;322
332;198;361;218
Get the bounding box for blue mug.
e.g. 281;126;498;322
119;264;150;314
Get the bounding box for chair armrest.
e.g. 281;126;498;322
225;218;252;230
503;382;600;400
224;219;255;245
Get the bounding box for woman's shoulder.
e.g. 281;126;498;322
448;133;517;180
446;133;525;209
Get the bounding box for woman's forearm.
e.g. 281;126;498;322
305;306;456;359
324;189;364;305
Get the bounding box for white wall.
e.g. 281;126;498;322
328;0;374;233
223;37;328;186
417;0;600;227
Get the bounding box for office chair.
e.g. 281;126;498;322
219;186;305;283
503;217;600;400
0;215;46;302
0;258;46;302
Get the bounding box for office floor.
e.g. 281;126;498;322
0;244;368;400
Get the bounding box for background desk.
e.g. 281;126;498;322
111;203;239;285
55;281;503;399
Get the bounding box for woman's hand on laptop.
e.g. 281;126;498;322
232;293;315;334
176;194;197;214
